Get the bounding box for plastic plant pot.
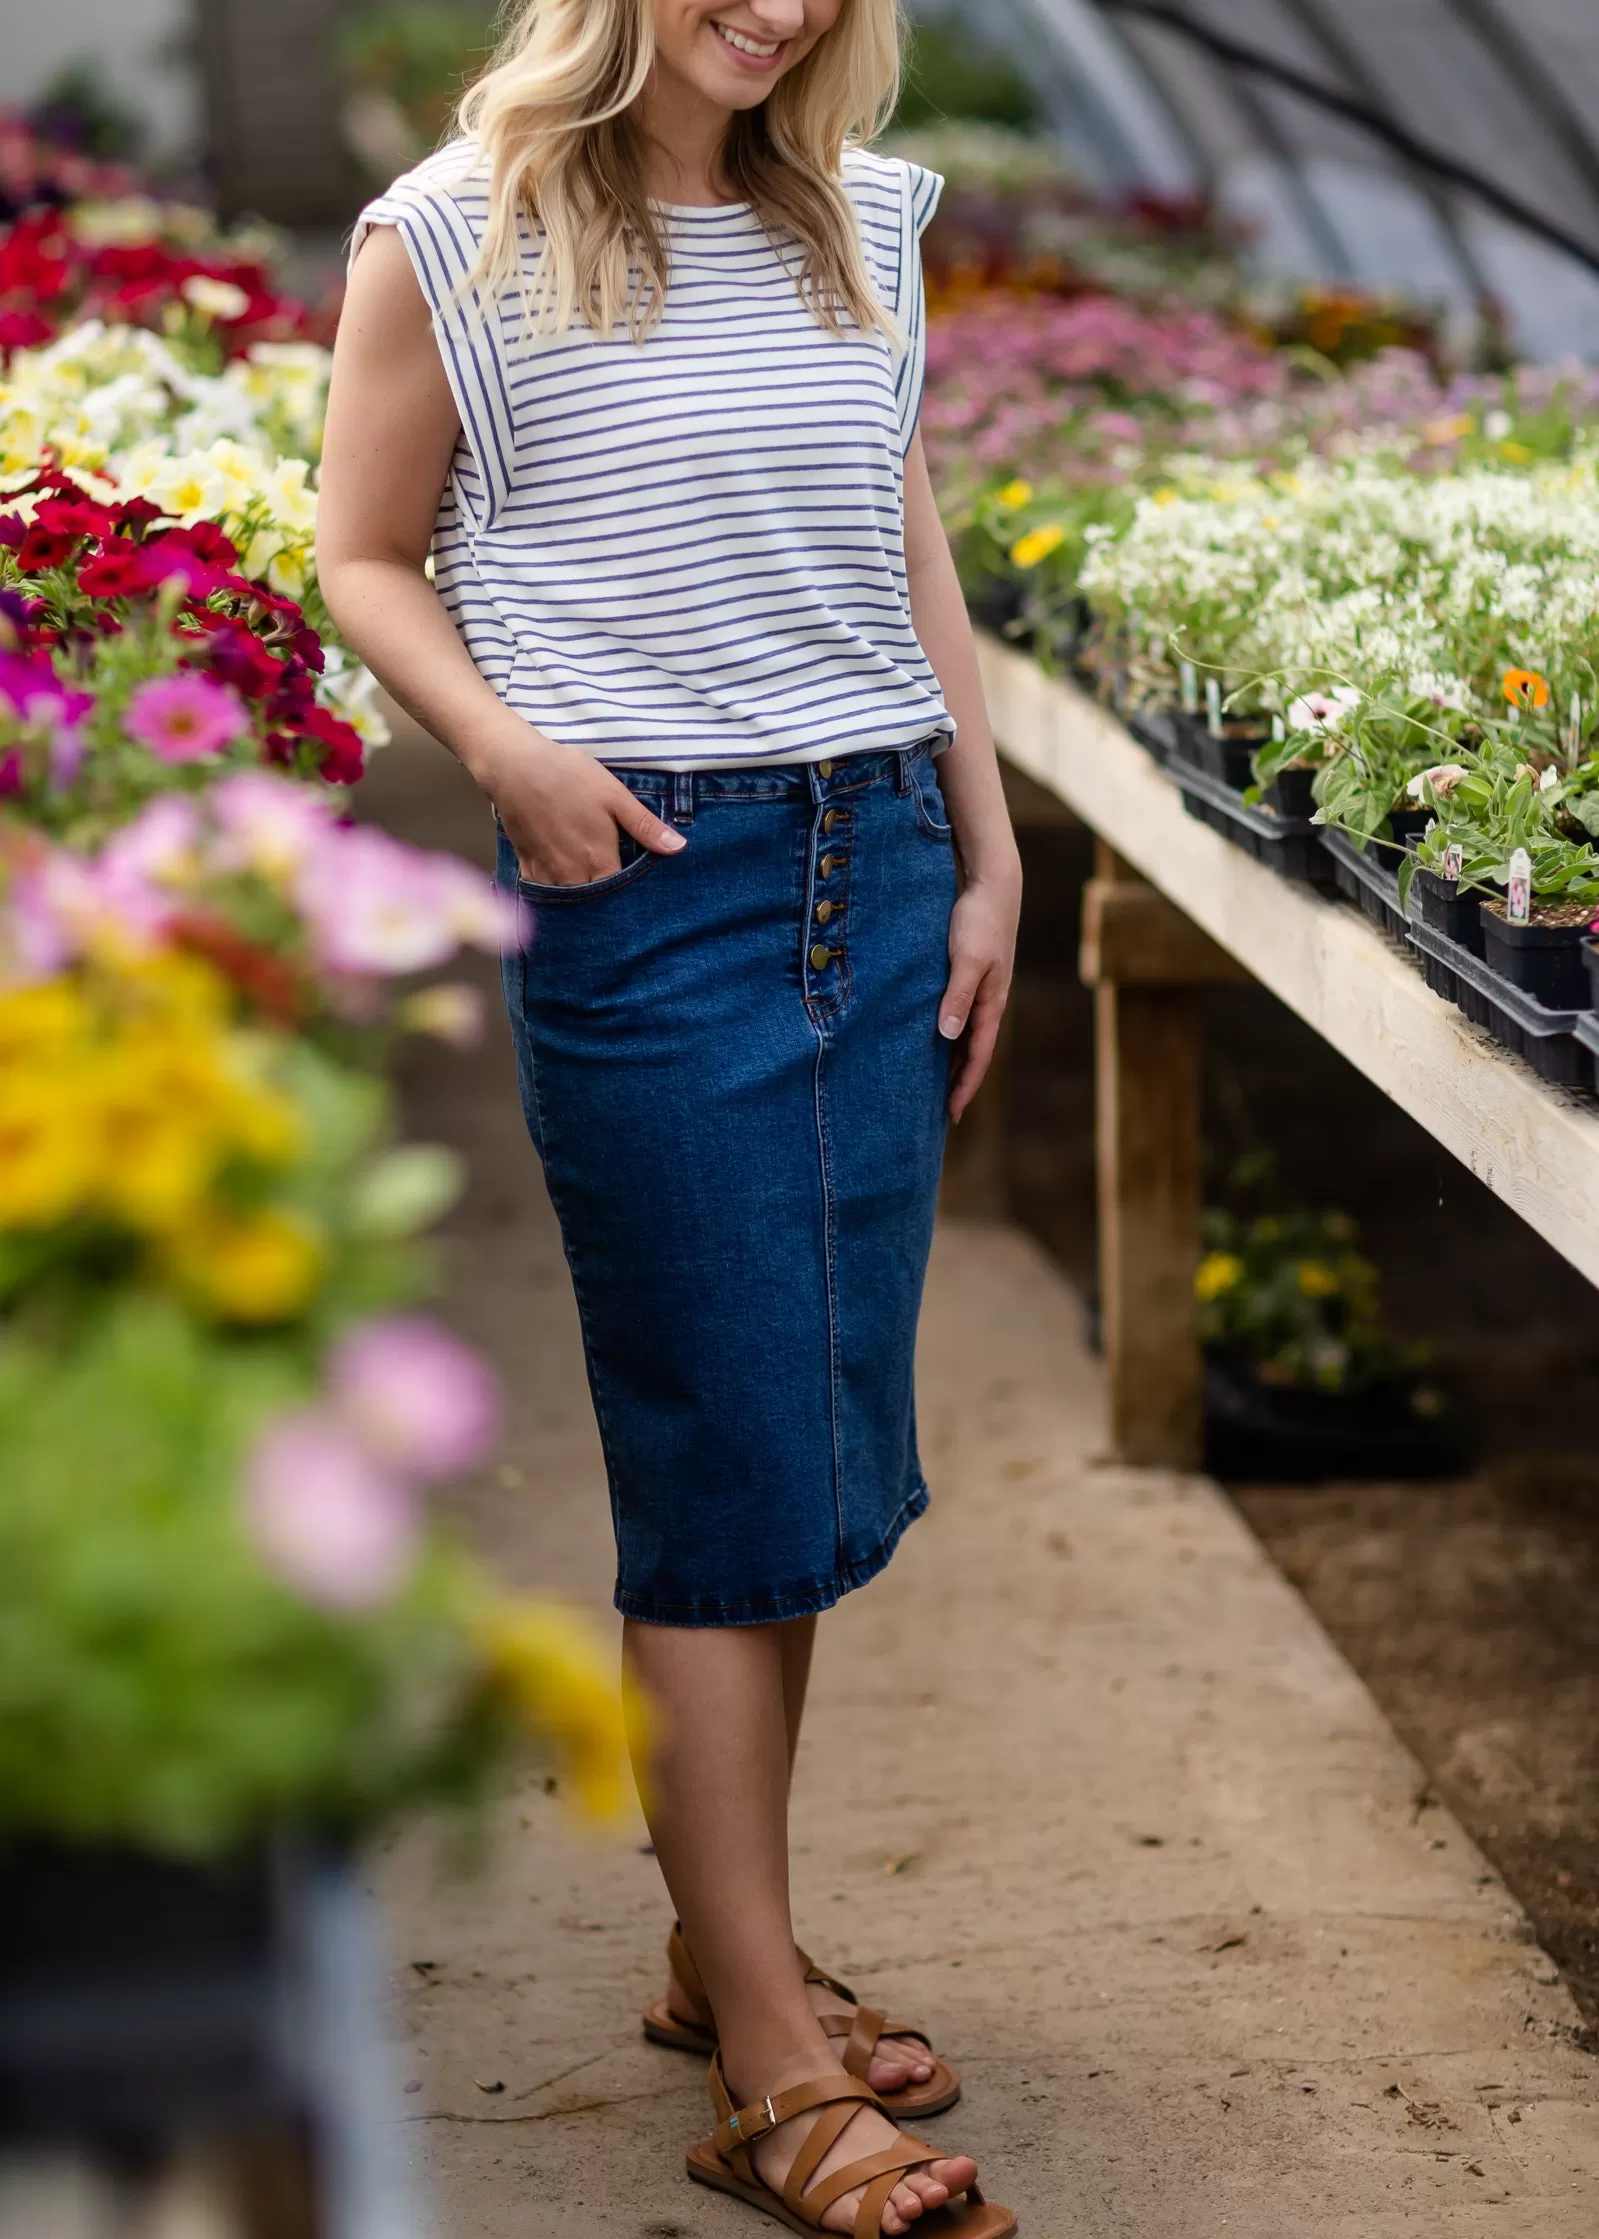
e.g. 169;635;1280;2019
1266;766;1318;820
1583;936;1599;1012
1480;902;1592;1011
1411;866;1485;955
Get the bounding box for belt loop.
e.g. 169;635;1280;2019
893;751;912;797
672;771;695;826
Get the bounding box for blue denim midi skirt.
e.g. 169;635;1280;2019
496;742;958;1628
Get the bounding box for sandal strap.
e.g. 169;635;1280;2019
804;2138;940;2223
813;2005;933;2079
709;2058;878;2163
798;1947;856;2004
667;1921;714;2029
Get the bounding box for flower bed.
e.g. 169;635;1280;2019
0;141;631;1873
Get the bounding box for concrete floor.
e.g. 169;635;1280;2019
362;734;1599;2237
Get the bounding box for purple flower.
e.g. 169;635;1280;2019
125;673;250;765
244;1408;420;1609
329;1315;500;1480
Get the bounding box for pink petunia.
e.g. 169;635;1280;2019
329;1315;501;1480
125;673;250;765
244;1409;420;1609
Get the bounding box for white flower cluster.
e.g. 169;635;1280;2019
1080;450;1599;715
0;320;331;485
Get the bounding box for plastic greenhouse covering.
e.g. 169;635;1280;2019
918;0;1599;357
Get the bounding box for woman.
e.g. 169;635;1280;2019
318;3;1020;2231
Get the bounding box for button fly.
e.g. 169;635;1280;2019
820;853;843;876
817;760;833;778
815;900;834;925
809;943;832;971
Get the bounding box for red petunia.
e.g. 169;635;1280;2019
32;495;119;542
295;704;366;786
76;546;158;599
15;525;75;572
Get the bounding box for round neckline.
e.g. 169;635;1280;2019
650;196;752;217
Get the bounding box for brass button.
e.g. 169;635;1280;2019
818;760;833;778
820;853;842;876
809;943;832;971
822;809;840;834
815;900;834;925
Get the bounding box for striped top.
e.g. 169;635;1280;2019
350;141;952;768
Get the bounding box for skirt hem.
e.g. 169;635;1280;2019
613;1479;930;1630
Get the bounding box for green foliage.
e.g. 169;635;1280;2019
894;21;1040;132
338;3;495;138
0;1299;505;1857
1196;1190;1409;1395
1403;731;1599;909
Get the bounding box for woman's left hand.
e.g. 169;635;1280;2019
939;868;1022;1123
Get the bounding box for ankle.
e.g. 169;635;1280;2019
720;2014;837;2105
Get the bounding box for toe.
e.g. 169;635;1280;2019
933;2154;978;2199
904;2172;950;2210
891;2180;927;2224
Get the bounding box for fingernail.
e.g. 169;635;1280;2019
939;1014;964;1038
659;829;687;852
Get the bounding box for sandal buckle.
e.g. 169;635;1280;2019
727;2096;778;2144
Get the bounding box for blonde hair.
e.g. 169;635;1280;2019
457;0;904;341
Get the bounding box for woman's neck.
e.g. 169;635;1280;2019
635;70;742;206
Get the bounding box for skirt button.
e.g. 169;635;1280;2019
809;943;832;971
818;760;833;778
822;809;840;834
815;900;834;925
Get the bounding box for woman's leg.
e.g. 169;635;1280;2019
779;1612;817;1779
626;1619;971;2234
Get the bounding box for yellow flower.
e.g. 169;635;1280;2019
1151;487;1178;508
1010;524;1067;570
0;1075;97;1227
0;980;90;1062
144;455;231;525
167;1204;325;1323
1195;1252;1244;1303
997;478;1034;509
474;1599;646;1821
1295;1261;1341;1299
1497;440;1534;464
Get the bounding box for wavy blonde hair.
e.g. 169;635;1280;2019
457;0;904;341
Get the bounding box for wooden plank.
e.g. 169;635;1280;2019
978;633;1599;1292
1096;980;1204;1467
1082;878;1251;987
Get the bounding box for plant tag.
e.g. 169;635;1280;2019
1570;692;1583;755
1180;660;1198;715
1272;714;1285;743
1205;676;1223;739
1443;841;1463;881
1508;846;1532;925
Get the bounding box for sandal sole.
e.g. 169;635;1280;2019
686;2142;1017;2236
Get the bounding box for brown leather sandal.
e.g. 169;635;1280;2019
642;1923;961;2119
687;2053;1016;2238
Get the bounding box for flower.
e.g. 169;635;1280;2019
997;479;1033;508
329;1315;501;1481
245;1409;420;1609
1195;1252;1243;1302
167;1205;324;1321
1295;1261;1341;1298
1503;668;1551;710
398;982;486;1046
1010;523;1067;569
1406;762;1468;800
473;1599;640;1819
124;673;250;764
1285;686;1362;735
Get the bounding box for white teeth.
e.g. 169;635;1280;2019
713;21;782;57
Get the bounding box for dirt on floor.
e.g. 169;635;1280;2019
1004;790;1599;2049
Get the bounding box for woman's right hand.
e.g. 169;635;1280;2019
470;719;687;886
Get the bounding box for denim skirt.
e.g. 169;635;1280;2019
496;741;958;1628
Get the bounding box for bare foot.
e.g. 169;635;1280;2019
739;2055;977;2236
663;1967;938;2097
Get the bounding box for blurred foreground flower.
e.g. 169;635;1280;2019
329;1313;500;1480
247;1408;419;1609
475;1600;646;1822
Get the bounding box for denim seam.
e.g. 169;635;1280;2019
812;1024;847;1579
613;1476;930;1628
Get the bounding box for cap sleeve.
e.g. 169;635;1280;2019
349;144;516;532
891;159;944;456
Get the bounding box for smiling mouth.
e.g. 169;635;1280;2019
711;19;786;63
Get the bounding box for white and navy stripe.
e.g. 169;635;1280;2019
350;141;952;769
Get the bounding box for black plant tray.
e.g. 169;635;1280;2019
1573;1011;1599;1093
1321;828;1408;942
1204;1352;1465;1483
1166;754;1336;890
1407;917;1589;1087
1125;708;1176;763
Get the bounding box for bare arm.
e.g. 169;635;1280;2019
903;431;1022;1121
315;227;684;883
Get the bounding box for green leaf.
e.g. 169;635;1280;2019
346;1145;464;1239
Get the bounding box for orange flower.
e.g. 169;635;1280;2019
1503;668;1551;711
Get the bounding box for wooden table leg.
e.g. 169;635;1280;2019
1083;843;1248;1469
1095;979;1204;1467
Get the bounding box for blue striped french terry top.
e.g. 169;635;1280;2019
350;141;954;769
